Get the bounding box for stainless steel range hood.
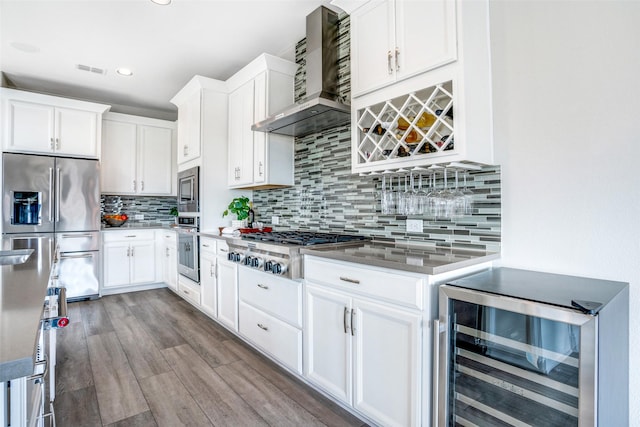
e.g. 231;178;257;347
252;6;350;137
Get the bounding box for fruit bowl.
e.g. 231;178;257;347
103;214;128;227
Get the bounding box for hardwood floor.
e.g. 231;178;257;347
54;288;367;427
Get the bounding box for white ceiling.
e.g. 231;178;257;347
0;0;341;121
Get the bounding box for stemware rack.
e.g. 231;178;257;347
355;80;456;169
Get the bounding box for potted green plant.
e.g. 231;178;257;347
169;206;179;224
223;196;251;227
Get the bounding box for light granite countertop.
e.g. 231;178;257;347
300;241;499;275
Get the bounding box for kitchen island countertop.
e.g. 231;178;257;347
300;241;499;276
0;237;53;382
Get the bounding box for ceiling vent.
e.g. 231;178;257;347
76;64;106;75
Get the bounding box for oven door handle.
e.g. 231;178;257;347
43;287;69;329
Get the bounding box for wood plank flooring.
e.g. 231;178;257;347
54;288;367;427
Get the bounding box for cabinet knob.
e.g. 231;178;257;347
55;138;60;149
183;145;188;156
258;161;264;177
50;137;54;150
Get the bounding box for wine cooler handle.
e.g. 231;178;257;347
433;319;441;427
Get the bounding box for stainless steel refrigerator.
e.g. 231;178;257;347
2;152;101;300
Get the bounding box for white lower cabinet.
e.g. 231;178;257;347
304;257;423;427
102;230;157;291
238;268;303;374
177;275;201;306
157;230;177;291
200;237;218;317
217;242;238;331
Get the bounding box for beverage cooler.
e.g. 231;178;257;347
434;268;628;427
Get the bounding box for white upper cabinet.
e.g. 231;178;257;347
350;0;457;98
350;0;494;171
1;87;110;158
226;54;298;190
171;76;228;167
101;112;176;195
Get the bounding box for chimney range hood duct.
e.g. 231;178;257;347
252;6;350;138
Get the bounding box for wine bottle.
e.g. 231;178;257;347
248;203;255;228
362;121;391;135
436;108;454;120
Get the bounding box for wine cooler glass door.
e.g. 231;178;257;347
436;285;596;427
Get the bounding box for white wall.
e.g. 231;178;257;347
489;0;640;423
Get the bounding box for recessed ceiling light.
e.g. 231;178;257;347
150;0;171;5
116;68;133;77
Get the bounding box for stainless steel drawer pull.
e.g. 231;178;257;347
343;307;349;334
339;276;360;285
219;248;229;253
61;233;93;238
351;308;356;336
202;244;210;247
257;323;268;331
257;284;269;290
125;235;136;238
60;253;93;259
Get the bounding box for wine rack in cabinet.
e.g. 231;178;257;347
354;80;457;171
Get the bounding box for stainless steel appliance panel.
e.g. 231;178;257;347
436;285;596;427
2;153;55;234
177;166;199;213
57;250;100;301
54;157;100;232
177;229;199;282
56;231;100;252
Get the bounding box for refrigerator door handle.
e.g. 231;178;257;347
55;167;61;223
49;167;54;222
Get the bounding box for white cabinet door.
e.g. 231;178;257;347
351;0;457;98
252;72;267;185
130;240;156;284
55;107;99;157
304;284;352;405
350;0;395;97
177;92;201;164
217;259;238;331
103;242;132;288
101;120;137;194
5;100;55;153
353;298;422;427
395;0;457;80
200;253;217;317
138;125;173;195
228;80;255;187
167;245;177;291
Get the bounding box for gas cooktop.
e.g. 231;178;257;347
241;231;369;246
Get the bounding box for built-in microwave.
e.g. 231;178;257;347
177;166;199;213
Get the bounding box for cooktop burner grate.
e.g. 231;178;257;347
242;231;368;246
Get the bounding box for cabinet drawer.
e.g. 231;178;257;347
238;268;302;327
177;278;200;306
216;240;230;257
159;230;176;246
239;301;302;374
304;256;423;310
103;229;156;242
200;236;217;256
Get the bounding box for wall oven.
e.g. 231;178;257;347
176;216;199;283
177;166;199;213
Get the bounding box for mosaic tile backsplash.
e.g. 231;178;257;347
251;14;502;253
101;195;177;226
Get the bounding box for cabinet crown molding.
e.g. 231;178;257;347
226;53;298;93
0;87;111;113
170;75;227;107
